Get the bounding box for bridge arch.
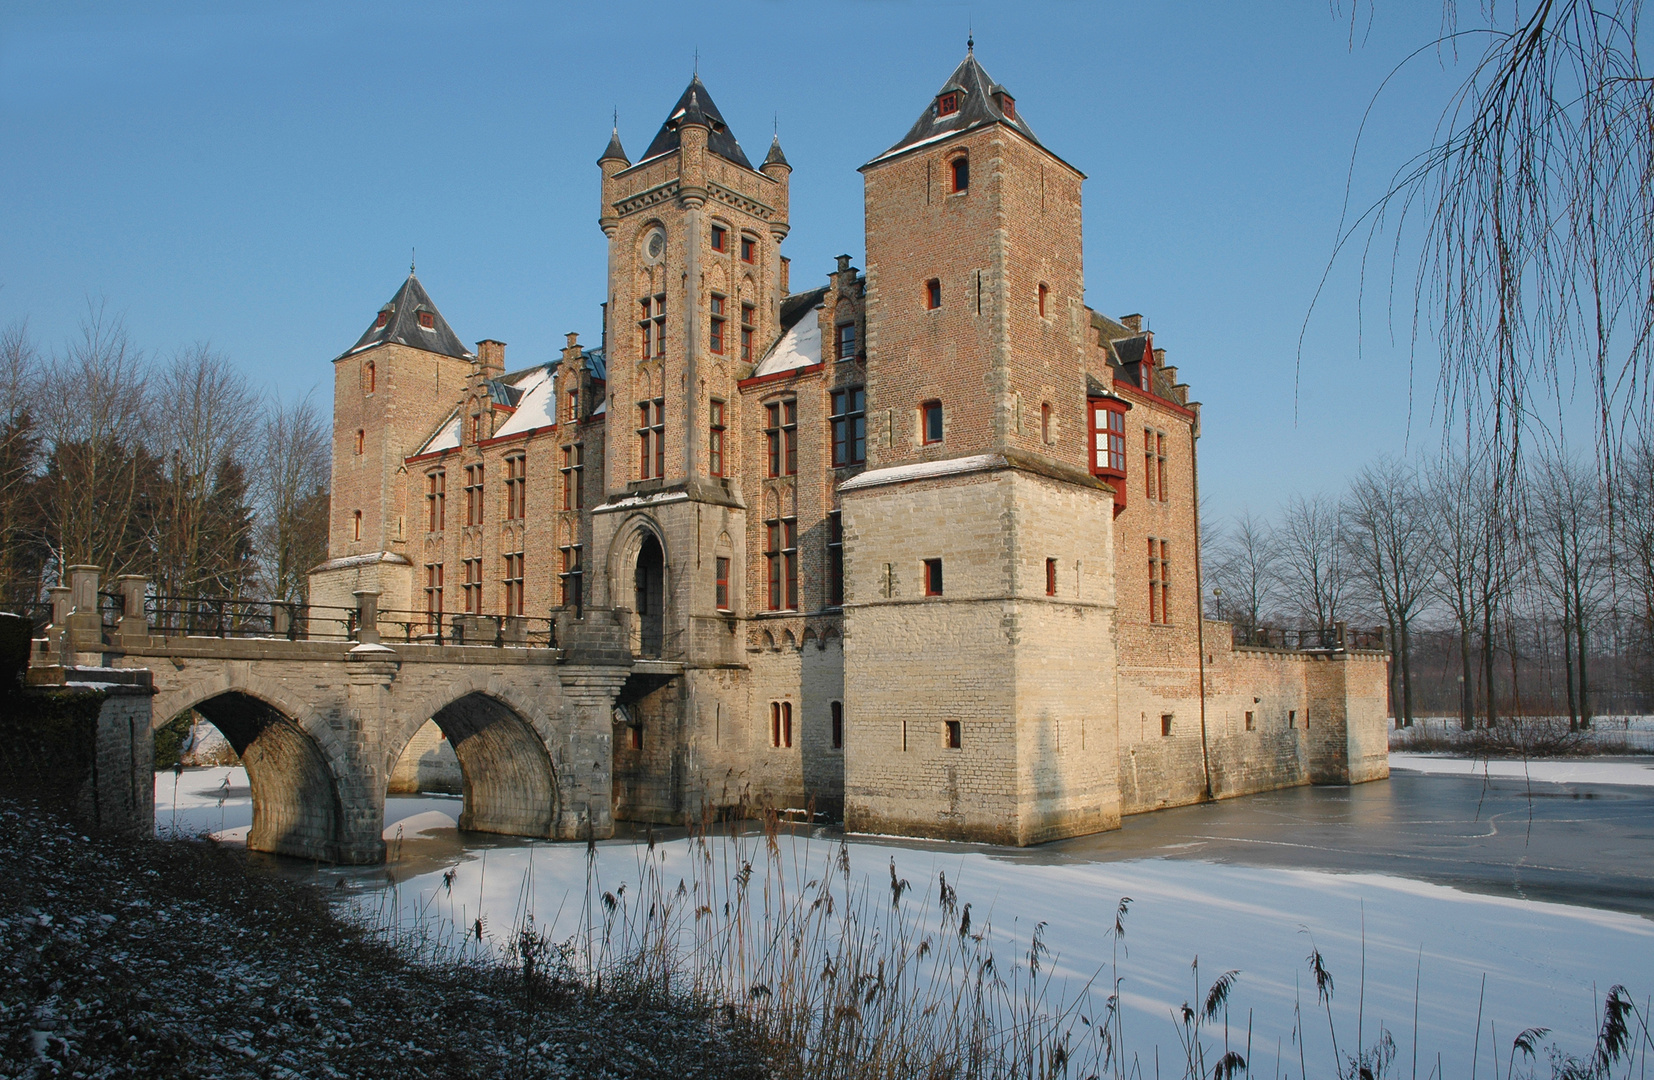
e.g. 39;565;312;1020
156;676;371;863
387;676;563;838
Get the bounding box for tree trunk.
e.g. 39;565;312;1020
1400;617;1415;727
1459;617;1476;731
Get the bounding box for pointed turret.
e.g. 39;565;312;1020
762;133;789;171
640;75;755;171
867;50;1047;167
598;127;630;167
338;272;470;361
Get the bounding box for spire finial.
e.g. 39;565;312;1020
967;20;973;53
612;107;618;131
693;48;699;76
410;248;416;275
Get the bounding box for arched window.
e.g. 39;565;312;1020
1041;403;1052;444
354;429;364;455
352;510;362;541
1038;283;1048;317
364;361;375;394
950;155;969;193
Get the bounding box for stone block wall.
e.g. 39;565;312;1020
386;718;463;795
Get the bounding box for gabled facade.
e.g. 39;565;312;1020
313;52;1388;844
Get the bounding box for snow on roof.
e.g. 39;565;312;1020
838;453;1004;491
415;410;462;456
493;366;556;439
752;305;822;378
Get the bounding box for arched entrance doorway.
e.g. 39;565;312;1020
635;534;665;658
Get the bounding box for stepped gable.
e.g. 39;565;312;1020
639;75;756;171
339;272;471;361
869;49;1046;165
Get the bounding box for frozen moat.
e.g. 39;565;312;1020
156;756;1654;1075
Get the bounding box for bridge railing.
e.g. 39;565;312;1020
143;595;359;642
1231;622;1386;652
373;608;558;649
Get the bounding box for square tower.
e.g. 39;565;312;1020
842;49;1122;843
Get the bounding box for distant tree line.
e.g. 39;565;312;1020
1204;450;1654;729
0;303;330;610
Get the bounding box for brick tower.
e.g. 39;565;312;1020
589;77;793;818
311;272;473;612
841;47;1122;843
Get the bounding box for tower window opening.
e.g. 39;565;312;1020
831;701;843;749
364;360;375;394
765;398;798;477
375;310;389;329
710;224;727;252
352;510;362;541
835;321;858;361
741;303;755;361
950;155;969;193
417;310;435;330
741;235;757;263
465;463;484;525
1161;714;1174;737
937;92;959;116
638;398;665;479
922;400;943;444
830;387;865;467
1038;283;1048;317
715;556;731;611
425;470;445;532
1040;403;1052;444
1046;557;1058;597
709;293;726;354
945;720;962;749
708;398;726;477
925;278;942;310
923;557;943;597
354;429;364;455
770;701;793;748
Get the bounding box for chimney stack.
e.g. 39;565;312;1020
476;339;506;377
1121;313;1143;333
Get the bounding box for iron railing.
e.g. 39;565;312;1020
143;596;358;642
375;609;558;649
1232;625;1386;652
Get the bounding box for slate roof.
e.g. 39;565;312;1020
598;128;630;166
640;76;756;172
763;135;789;169
867;51;1052;168
339;273;471;362
778;287;830;335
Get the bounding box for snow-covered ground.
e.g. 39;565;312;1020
154;764;1654;1073
1390;752;1654;786
1392;715;1654;752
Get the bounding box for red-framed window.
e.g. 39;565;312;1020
502;551;524;616
708;399;726;476
417;310;435;329
740;235;757;263
374;310;388;329
831;387;865;466
921;400;943;444
765;399;797;477
567;387;581;422
950;155;969;193
1046;557;1057;597
715;556;731;611
505;455;526;520
925;278;941;310
355;429;364;455
835;321;857;361
463;557;483;613
710;224;726;252
561;444;583;510
465;464;484;525
709;294;726;354
425;470;445;532
424;563;443;631
560;544;583;612
937;92;959;116
923;558;943;596
639;293;665;359
638;398;665;479
741;303;755;362
1156;431;1168;502
766;516;798;610
1088;399;1128;477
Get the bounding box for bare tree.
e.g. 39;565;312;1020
149;345;259;598
253;392;330;602
34;301;156;582
1344;456;1432;726
1526;452;1610;728
1334;1;1654;470
0;320;44;603
1207;510;1281;640
1276;493;1349;637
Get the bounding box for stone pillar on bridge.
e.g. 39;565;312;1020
43;586;72;663
555;666;632;840
65;566;104;665
115;575;149;647
336;650;400;863
354;588;381;646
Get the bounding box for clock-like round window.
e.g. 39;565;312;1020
643;228;666;263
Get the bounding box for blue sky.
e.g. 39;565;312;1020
0;2;1519;520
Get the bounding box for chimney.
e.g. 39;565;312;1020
561;331;582;364
780;255;791;295
1121;313;1143;333
476;339;506;377
1153;348;1167;368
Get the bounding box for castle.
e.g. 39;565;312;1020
312;49;1390;845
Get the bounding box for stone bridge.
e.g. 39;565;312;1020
34;567;652;864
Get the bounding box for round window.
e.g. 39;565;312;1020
643;228;666;263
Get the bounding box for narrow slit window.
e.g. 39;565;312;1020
1046;557;1057;597
922;400;943;444
923;557;943;597
831;701;843;749
945;720;962;749
925;278;942;310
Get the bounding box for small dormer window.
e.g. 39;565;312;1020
375;310;389;329
417;310;435;330
999;94;1016;119
937;92;959;117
